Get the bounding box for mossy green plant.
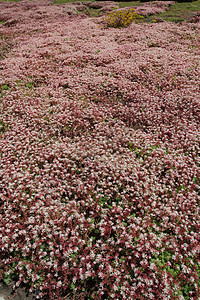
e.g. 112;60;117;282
0;121;8;133
103;8;143;28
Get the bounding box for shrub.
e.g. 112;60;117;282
103;8;143;28
176;0;196;2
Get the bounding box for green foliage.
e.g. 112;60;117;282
0;121;8;133
151;252;200;299
128;143;161;160
2;261;18;286
176;0;196;2
98;196;113;210
85;7;103;18
193;176;199;185
1;84;9;90
70;282;76;290
3;274;11;285
176;185;188;193
144;0;200;23
103;8;143;28
119;1;142;8
25;82;35;89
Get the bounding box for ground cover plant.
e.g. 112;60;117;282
0;0;200;299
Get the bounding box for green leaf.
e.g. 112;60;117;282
2;84;9;90
193;177;199;184
122;222;127;227
133;236;137;246
3;276;11;285
70;283;76;290
130;213;135;218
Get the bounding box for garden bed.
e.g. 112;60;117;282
0;0;199;299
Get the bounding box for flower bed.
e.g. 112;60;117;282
0;1;199;299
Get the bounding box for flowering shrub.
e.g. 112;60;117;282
0;1;200;299
103;8;143;28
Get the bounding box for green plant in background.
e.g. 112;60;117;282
103;8;143;28
144;0;200;23
0;121;8;133
118;1;142;9
1;84;9;91
176;0;197;3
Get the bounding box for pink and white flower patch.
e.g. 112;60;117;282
0;1;199;299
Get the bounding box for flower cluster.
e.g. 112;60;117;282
103;9;143;28
0;1;199;299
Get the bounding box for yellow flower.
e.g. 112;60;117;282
104;8;143;28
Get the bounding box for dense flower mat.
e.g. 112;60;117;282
0;1;200;299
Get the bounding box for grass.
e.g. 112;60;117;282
118;1;143;8
84;7;104;18
144;0;200;23
0;35;12;60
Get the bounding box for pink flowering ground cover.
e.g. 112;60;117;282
0;0;200;299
